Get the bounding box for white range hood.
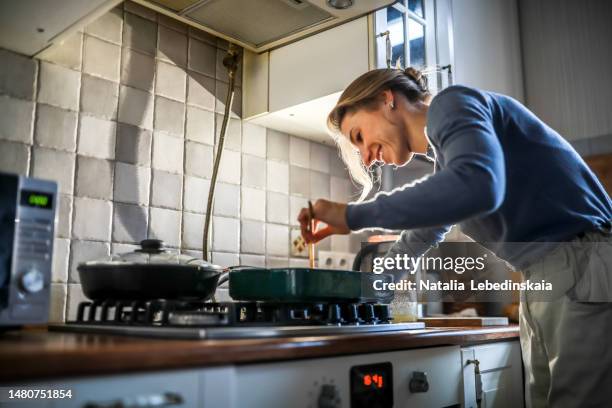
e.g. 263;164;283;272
133;0;394;53
0;0;392;56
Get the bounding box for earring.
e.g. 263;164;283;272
390;101;395;109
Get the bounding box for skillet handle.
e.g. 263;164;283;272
217;271;230;286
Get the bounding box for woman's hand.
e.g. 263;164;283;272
298;199;351;243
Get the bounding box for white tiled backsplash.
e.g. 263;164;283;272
0;1;363;322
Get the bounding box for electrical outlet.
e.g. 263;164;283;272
318;251;356;270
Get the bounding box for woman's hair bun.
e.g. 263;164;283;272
404;66;428;93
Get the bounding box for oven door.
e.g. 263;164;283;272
0;173;18;311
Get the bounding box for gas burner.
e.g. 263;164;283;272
49;300;426;339
69;300;394;327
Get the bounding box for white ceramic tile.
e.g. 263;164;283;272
52;238;70;283
266;256;289;268
123;11;157;55
239;254;265;267
112;202;148;243
186;105;214;145
241;154;266;189
241;187;265;221
266;224;289;257
186;70;215;110
212;216;239;252
289;195;308;227
72;197;112;241
113;162;151;205
241;220;265;254
218;149;240;184
182;211;204;250
242;122;266;158
310;142;331;173
38;32;83;71
149;207;181;248
266;160;289;193
153;132;184;174
330;176;352;202
188;38;216;77
183;175;210;214
289;135;310;168
266;192;288;224
215;114;241;151
266;129;289;162
213;182;240;217
0;95;34;144
78;115;116;160
185;141;213;178
155;61;186;102
0;48;38;100
68;240;110;283
34;101;78;150
331;234;351;252
157;25;187;67
55;194;73;238
121;47;155;91
310;170;330;200
83;35;120;82
211;252;239;268
31;147;75;194
38;62;80;111
154;96;185;136
118;85;154;129
0;140;29;174
66;283;89;320
49;283;67;323
85;7;122;44
289;165;310;199
80;74;119;120
151;169;182;209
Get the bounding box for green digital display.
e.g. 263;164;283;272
28;194;49;207
20;190;53;210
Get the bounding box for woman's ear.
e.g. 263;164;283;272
382;90;394;108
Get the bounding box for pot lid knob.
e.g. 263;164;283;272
139;239;165;253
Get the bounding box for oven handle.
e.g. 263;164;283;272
82;391;184;408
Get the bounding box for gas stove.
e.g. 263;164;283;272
50;299;424;339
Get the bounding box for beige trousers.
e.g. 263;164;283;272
520;229;612;408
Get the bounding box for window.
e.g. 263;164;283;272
375;0;434;71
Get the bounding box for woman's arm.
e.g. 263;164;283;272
346;87;506;231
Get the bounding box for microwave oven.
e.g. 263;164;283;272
0;172;56;326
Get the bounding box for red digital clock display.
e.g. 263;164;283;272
363;373;384;388
350;362;393;408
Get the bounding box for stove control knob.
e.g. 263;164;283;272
409;371;429;393
318;384;340;408
20;268;45;294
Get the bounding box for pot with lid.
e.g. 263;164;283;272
78;239;227;301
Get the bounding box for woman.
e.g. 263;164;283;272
298;67;612;407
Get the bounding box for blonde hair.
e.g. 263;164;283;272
327;67;430;201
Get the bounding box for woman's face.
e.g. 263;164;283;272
339;92;426;168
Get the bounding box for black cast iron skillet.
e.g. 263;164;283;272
78;240;228;301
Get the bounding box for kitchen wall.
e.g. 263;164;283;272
0;1;360;322
519;0;612;156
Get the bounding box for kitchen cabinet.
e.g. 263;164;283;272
462;340;524;408
243;15;375;145
8;340;523;407
519;0;612;143
10;370;201;408
435;0;524;102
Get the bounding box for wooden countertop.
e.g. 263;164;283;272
0;325;519;382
